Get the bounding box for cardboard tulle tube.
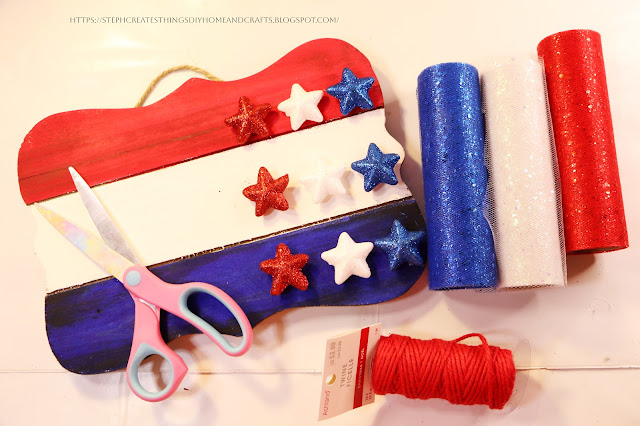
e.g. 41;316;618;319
538;29;628;254
417;63;497;290
482;59;566;289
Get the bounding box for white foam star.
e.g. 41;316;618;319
277;83;324;130
302;160;348;203
321;232;374;284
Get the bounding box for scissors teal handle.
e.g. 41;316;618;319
124;265;253;402
36;167;253;402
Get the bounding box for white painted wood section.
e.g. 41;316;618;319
34;109;411;292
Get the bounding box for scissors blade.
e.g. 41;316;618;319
68;167;141;265
36;203;135;284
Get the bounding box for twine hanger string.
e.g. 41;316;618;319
135;65;221;108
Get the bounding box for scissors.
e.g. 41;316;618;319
36;167;253;402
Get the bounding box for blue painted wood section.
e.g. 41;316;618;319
45;198;425;374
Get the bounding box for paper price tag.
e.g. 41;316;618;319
318;323;381;421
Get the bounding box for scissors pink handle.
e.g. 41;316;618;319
123;265;253;402
126;299;189;402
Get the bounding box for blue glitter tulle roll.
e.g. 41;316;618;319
417;63;497;290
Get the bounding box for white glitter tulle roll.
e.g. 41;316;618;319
482;59;566;289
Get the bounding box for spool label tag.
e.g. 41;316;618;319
318;323;381;421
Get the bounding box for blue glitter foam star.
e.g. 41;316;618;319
375;220;426;270
326;68;375;115
351;143;400;192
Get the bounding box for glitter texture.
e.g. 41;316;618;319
242;167;289;216
417;63;497;290
374;220;426;270
260;243;310;295
351;143;400;192
225;96;272;144
538;29;628;254
327;68;375;115
482;59;566;289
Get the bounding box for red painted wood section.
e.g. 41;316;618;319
18;39;384;204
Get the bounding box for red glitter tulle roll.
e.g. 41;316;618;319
538;30;628;254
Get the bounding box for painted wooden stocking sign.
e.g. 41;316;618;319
18;39;426;375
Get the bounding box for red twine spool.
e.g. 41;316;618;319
372;334;515;409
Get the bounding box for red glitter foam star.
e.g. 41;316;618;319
242;167;289;216
260;243;310;296
224;96;272;144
